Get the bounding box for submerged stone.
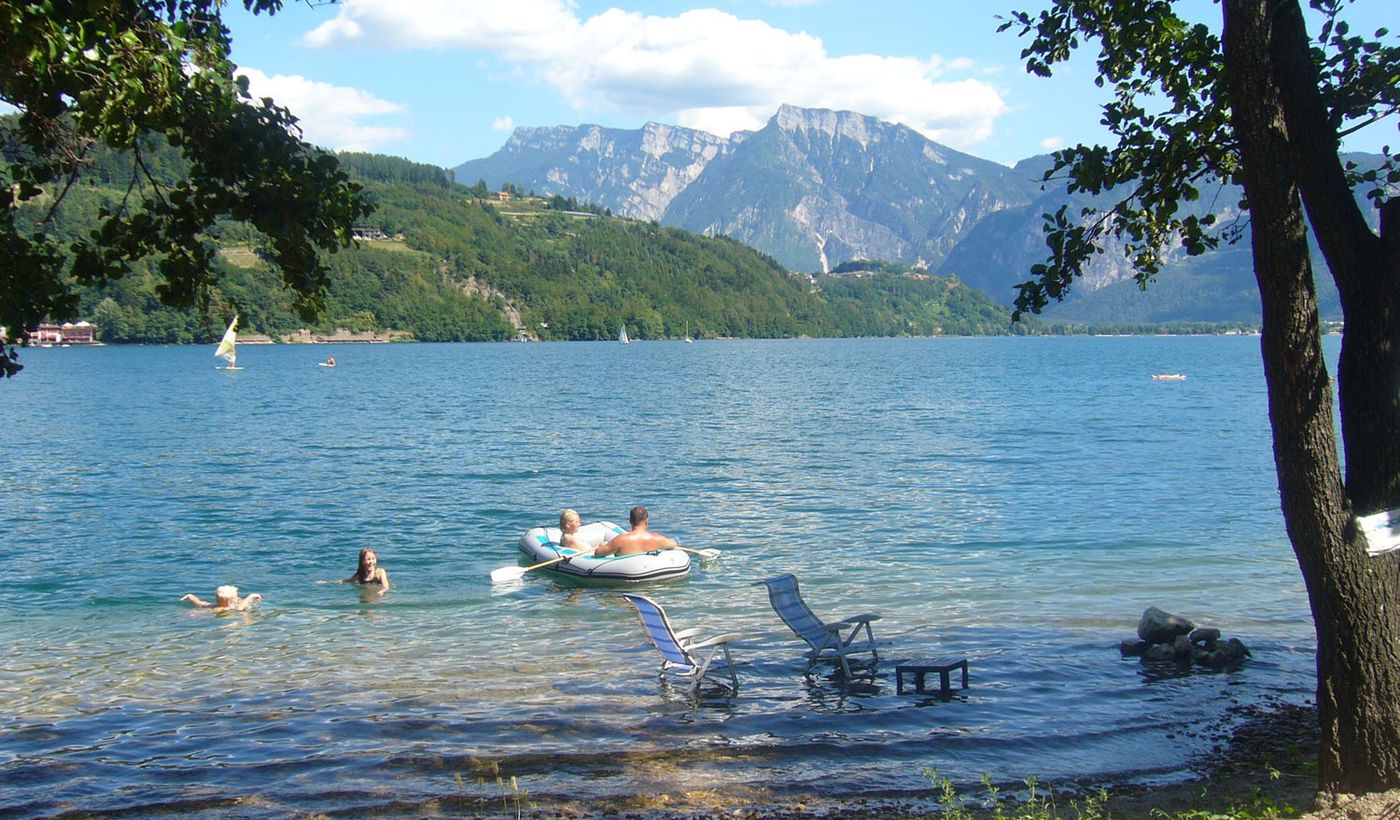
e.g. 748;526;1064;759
1138;606;1197;644
1120;639;1150;657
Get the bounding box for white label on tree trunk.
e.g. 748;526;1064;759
1358;508;1400;557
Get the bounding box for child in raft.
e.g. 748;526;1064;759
559;508;592;553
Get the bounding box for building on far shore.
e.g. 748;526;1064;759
351;226;389;241
33;321;99;345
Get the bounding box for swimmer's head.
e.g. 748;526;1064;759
215;585;238;606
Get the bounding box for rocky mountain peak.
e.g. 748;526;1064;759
773;104;882;149
460;105;1036;271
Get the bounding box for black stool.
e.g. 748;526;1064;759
895;657;969;694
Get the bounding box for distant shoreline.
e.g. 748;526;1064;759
28;328;1291;348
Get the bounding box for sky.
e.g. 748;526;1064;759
221;0;1397;171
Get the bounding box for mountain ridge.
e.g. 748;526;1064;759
457;103;1039;274
457;105;1369;322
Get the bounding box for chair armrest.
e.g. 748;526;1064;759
674;627;705;641
833;613;880;626
687;632;741;649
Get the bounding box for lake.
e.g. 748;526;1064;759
0;336;1320;816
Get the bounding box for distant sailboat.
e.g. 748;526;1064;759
214;315;241;370
684;321;693;344
618;324;630;344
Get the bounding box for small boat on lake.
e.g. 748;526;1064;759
619;324;630;344
214;315;242;370
518;521;691;583
1152;373;1186;381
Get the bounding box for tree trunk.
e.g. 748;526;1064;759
1265;0;1400;512
1224;0;1400;795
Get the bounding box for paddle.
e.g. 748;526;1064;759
490;548;593;583
679;546;722;560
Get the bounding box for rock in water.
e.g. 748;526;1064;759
1120;639;1150;657
1138;606;1197;644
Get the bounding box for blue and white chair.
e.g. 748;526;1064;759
758;574;880;677
621;593;740;693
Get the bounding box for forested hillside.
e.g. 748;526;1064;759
23;140;1018;343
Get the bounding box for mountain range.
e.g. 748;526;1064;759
457;104;1369;323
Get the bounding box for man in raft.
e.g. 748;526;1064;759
593;505;681;556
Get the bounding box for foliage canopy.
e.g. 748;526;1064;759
0;0;372;377
998;0;1397;319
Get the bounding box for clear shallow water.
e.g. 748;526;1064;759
1;336;1320;816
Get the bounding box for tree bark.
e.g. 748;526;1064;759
1223;0;1400;795
1266;0;1400;512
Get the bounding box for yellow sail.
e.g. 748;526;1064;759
214;315;238;366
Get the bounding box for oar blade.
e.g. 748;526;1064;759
679;547;721;561
489;565;528;583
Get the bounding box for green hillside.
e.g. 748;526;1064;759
27;146;1017;343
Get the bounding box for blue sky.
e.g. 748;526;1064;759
222;0;1397;171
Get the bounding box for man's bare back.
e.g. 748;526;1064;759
594;505;679;557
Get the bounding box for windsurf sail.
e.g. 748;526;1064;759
618;324;630;344
214;315;238;368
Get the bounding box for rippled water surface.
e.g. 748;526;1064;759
1;337;1321;816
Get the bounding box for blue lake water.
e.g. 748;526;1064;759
0;336;1322;816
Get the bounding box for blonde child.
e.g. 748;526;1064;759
559;509;592;553
181;585;262;611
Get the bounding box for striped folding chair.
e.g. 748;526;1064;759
622;593;739;692
758;574;879;677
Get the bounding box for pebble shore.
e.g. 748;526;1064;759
437;702;1344;818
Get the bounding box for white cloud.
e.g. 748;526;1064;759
675;106;771;138
303;0;579;60
301;0;1007;150
238;67;409;152
1040;135;1065;151
492;115;515;132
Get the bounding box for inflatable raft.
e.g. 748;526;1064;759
518;521;691;583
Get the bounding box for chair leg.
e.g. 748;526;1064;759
721;644;737;691
840;622;878;664
836;651;852;678
693;644;738;693
694;647;716;685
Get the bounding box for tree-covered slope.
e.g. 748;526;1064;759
37;149;1015;343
